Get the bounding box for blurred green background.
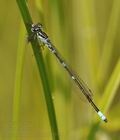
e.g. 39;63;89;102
0;0;120;140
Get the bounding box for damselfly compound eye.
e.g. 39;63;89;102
31;24;41;32
38;23;43;28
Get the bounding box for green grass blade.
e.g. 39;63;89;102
87;122;100;140
78;0;99;91
16;0;60;140
98;0;120;86
100;58;120;113
88;1;120;139
12;22;26;140
88;58;120;140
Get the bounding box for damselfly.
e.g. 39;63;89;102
28;23;107;123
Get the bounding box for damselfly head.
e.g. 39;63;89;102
31;23;43;33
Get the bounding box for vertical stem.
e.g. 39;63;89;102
15;0;60;140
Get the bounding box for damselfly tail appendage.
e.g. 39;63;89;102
28;23;108;123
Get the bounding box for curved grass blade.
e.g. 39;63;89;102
88;58;120;140
16;0;60;140
100;58;120;113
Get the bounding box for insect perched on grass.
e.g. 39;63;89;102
28;23;107;123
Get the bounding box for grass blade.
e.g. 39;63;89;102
78;0;99;91
12;22;26;140
16;0;60;140
88;58;120;140
100;58;120;113
98;0;120;86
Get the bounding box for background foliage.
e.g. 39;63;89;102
0;0;120;140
